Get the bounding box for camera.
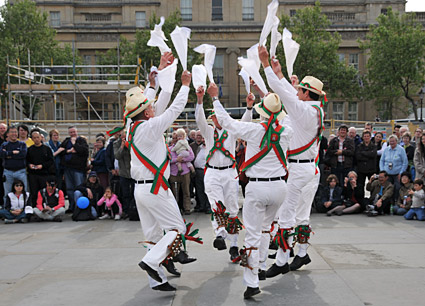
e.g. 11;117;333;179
388;162;393;170
373;174;379;179
348;178;353;182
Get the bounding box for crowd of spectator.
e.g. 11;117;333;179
316;122;425;221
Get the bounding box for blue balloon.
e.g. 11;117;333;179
77;196;90;209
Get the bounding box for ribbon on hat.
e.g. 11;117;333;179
299;81;328;107
106;97;149;136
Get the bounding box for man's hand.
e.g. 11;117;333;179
336;149;343;155
181;70;191;86
67;147;76;154
376;199;382;208
250;79;265;98
258;45;270;68
87;189;93;199
12;150;19;154
207;83;219;98
246;93;255;108
324;201;332;208
177;156;184;162
158;52;174;70
148;71;157;88
56;147;65;154
271;57;284;79
196;86;205;104
290;75;299;87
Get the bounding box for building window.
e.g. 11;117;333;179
349;54;359;70
83;55;92;75
181;0;192;21
242;0;254;21
381;8;388;15
290;10;297;17
56;102;65;120
333;102;344;120
84;14;112;22
338;53;345;63
212;0;223;21
213;54;224;84
113;103;120;120
324;12;355;22
136;11;146;28
348;102;358;121
49;11;61;27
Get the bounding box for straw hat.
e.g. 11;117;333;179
124;86;155;118
254;93;286;120
295;76;326;96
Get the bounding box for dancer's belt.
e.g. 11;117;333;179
249;176;285;182
288;159;315;163
206;163;234;170
135;179;154;184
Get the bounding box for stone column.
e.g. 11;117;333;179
226;47;241;107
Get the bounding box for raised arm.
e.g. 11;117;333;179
240;93;255;123
195;86;213;137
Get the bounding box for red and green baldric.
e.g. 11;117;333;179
240;102;287;172
126;120;171;194
205;129;236;169
287;104;325;174
106;96;150;136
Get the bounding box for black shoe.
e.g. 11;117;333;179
53;216;62;222
326;211;332;216
121;212;129;220
289;254;311;271
244;286;261;299
139;261;162;283
265;263;290;278
229;246;239;262
368;210;378;217
290;248;294;258
173;251;197;264
258;269;266;281
65;209;73;214
152;282;176;291
162;260;181;277
268;252;276;259
213;236;227;250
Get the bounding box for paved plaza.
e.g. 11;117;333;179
0;210;424;306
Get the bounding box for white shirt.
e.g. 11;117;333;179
128;86;190;181
265;66;321;160
213;100;293;178
195;103;252;167
194;144;207;169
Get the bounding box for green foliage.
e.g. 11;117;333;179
276;2;361;102
360;7;425;120
0;0;75;118
96;11;203;107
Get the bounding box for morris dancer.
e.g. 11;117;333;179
195;86;253;262
259;46;326;276
125;69;202;292
208;83;292;299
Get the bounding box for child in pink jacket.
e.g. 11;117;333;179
97;187;123;220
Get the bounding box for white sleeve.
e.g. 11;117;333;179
195;103;213;138
213;100;259;140
153;90;172;116
241;109;253;123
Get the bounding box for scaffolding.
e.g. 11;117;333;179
5;50;148;141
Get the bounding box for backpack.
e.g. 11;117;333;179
72;205;96;221
128;198;139;221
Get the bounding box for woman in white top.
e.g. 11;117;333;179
0;179;31;224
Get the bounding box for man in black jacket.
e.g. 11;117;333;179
355;131;377;189
26;130;55;207
56;126;89;212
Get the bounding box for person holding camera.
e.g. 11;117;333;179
394;172;414;216
340;171;365;215
366;171;394;216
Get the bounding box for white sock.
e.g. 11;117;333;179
297;243;308;257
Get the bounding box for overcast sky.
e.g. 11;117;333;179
0;0;424;13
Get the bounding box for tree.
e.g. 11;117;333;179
276;2;361;103
0;0;75;118
360;7;425;120
96;11;203;107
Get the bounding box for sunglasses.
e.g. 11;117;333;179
15;184;23;187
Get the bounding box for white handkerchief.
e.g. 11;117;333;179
282;28;300;78
192;64;207;91
147;16;171;54
194;44;217;83
239;68;251;94
157;58;178;93
247;43;261;70
259;0;279;46
170;26;191;71
146;66;159;91
270;16;282;58
238;58;267;95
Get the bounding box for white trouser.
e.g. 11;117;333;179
279;162;319;228
135;184;186;284
243;180;286;288
204;167;239;244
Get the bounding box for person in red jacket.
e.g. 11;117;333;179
33;178;65;222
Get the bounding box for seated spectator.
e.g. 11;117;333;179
340;171;365;215
404;179;425;221
366;171;394;216
0;180;31;224
394;172;413;216
316;174;343;215
33;178;65;222
97;186;123;220
74;171;104;217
